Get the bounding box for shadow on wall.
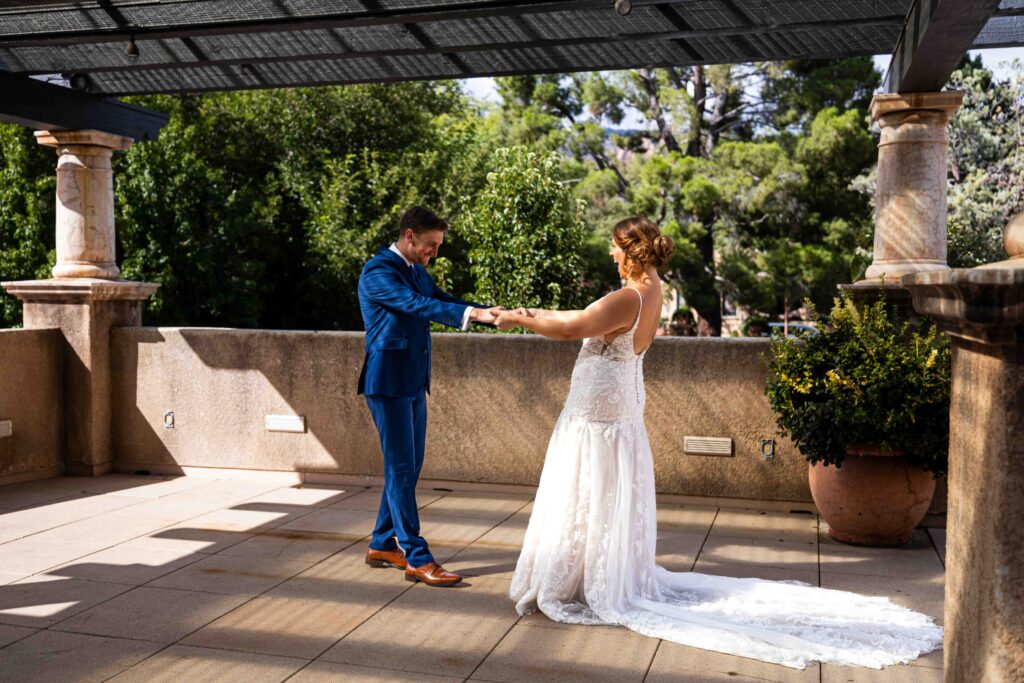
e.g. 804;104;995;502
0;329;63;481
107;328;832;503
109;328;577;485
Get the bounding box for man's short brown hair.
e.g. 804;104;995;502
400;206;449;236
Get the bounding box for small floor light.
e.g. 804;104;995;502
614;0;632;16
126;34;139;58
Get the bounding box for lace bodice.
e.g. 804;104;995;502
563;289;646;424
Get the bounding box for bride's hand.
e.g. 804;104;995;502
494;311;519;330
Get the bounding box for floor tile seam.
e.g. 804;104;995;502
436;606;524;683
20;581;144;634
98;642;179;683
0;573;136;602
0;626;40;651
296;485;375;509
418;510;527;523
904;658;944;671
459;501;532;547
0;493;84;514
693;559;824;576
460;540;523;551
280;659;317;682
180;531;407;654
424;496;532;518
690;507;720;572
513;619;623;634
817;512;822;588
925;529;945;570
817;568;946;583
306;572;422;663
136;638;314;664
7;522;216;579
222;532;369;551
812;567;944;581
6;493;269;560
705;531;821;544
140;553;319;599
283;657;470;683
46;623;170;645
225;504;337;532
43;548;211;588
139;560;323;657
640;638;663;683
145;493;334;551
211;482;330;514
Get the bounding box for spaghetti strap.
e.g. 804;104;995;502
628;287;643;331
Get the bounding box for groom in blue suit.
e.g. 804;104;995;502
358;207;501;587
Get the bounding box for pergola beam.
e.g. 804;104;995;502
4;16;905;79
0;71;168;139
883;0;1003;93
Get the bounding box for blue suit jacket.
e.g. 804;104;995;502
357;246;477;397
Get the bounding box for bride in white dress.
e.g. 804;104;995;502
492;216;943;670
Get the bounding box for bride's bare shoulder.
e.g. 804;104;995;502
583;289;643;330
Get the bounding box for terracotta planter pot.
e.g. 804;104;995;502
808;446;936;547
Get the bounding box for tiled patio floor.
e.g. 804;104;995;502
0;475;945;682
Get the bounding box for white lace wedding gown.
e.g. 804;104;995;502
509;290;943;670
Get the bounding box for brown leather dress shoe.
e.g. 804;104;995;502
365;547;407;569
405;562;463;587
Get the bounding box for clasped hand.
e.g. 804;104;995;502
470;306;533;329
494;307;533;330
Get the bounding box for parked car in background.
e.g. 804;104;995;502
768;322;819;338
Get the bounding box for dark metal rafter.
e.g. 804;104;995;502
6;16;906;78
0;0;613;48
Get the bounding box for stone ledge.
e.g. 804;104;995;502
902;268;1024;344
2;278;160;303
870;91;965;118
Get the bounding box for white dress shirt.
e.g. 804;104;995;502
390;243;472;331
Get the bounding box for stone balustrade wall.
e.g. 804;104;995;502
110;329;819;503
0;328;63;482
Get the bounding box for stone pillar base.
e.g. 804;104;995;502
1;278;159;476
903;263;1024;681
52;262;120;280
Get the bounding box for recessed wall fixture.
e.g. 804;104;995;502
614;0;632;16
126;34;139;58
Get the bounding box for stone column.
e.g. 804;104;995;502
36;130;132;280
2;130;158;476
902;216;1024;682
865;92;963;281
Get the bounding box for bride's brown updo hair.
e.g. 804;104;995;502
612;216;674;279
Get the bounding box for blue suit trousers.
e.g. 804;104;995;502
365;391;433;567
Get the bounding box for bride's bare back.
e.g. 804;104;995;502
600;282;662;355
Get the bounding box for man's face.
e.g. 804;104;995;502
404;228;445;266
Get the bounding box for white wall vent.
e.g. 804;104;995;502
265;415;306;433
684;436;733;457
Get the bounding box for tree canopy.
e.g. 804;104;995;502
1;57;1021;331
